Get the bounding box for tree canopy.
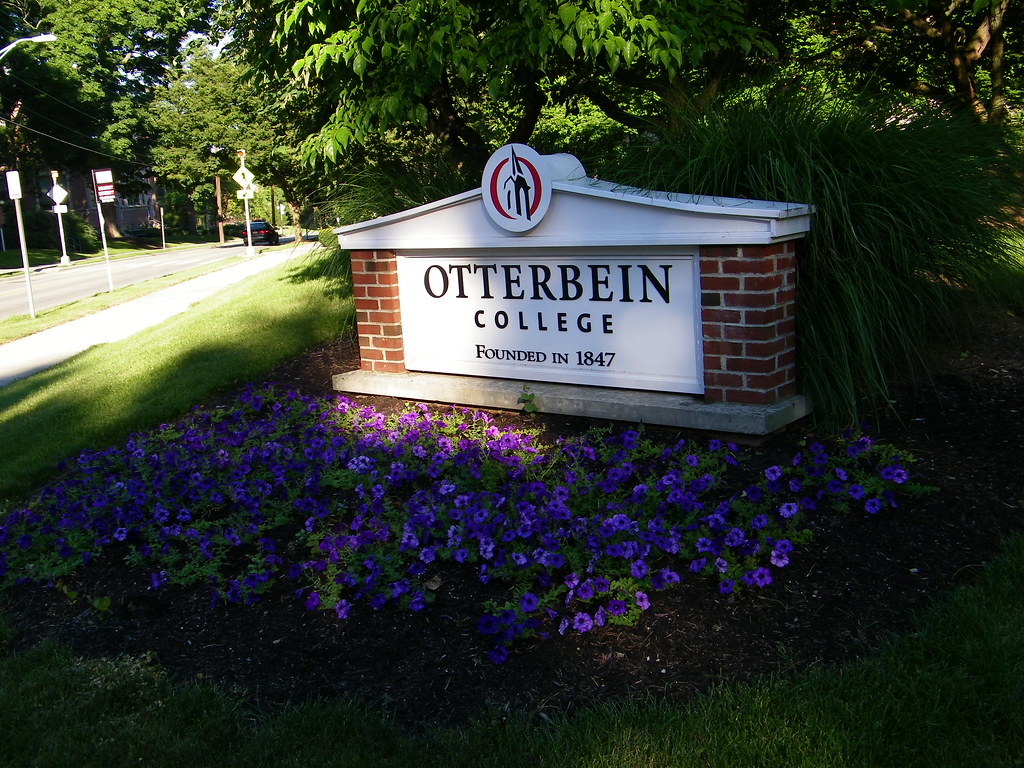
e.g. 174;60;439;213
233;0;778;167
0;0;215;188
230;0;1021;171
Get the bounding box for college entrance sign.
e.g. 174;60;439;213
333;145;814;433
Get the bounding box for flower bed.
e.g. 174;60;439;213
0;385;928;663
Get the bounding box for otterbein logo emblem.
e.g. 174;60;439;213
482;144;552;233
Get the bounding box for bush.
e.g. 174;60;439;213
609;93;1024;425
23;209;101;254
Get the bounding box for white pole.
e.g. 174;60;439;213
96;204;113;291
13;197;35;318
159;206;166;250
55;207;69;265
243;196;255;258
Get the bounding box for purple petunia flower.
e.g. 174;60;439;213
477;614;500;635
765;465;782;481
770;549;790;567
742;567;773;588
881;465;909;484
572;612;594;633
520;592;539;613
607;599;627;616
488;646;509;664
779;502;799;519
304;591;320;610
635;591;650;610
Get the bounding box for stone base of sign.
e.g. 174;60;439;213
332;370;810;436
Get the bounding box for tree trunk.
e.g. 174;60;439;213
100;201;123;238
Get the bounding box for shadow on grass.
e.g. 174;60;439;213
282;243;353;303
0;268;354;502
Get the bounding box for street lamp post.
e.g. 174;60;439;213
0;33;57;63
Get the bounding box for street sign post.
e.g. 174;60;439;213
91;168;116;291
48;171;70;265
5;170;35;318
234;150;256;257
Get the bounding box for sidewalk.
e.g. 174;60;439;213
0;245;311;388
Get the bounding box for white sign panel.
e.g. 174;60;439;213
5;170;22;200
396;251;704;394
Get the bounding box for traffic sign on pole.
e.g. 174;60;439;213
6;170;35;318
49;171;70;265
234;151;256;257
93;168;117;203
91;169;116;291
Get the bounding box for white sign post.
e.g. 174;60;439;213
5;170;35;318
233;150;256;258
91;168;116;291
48;171;70;265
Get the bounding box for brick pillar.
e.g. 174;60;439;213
699;242;798;405
350;249;407;373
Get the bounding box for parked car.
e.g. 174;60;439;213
241;219;280;246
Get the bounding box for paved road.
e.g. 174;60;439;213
0;239;275;321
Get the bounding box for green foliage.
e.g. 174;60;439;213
1;1;214;190
240;0;771;166
781;1;1023;123
23;210;101;254
610;91;1024;424
517;385;538;415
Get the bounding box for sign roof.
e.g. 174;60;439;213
334;152;813;250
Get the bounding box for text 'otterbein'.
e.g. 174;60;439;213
422;262;673;303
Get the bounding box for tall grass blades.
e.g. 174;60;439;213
609;94;1024;424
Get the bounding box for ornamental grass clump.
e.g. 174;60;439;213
0;387;929;663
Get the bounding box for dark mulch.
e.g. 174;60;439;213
4;314;1022;730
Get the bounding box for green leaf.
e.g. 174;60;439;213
558;3;578;29
352;53;368;77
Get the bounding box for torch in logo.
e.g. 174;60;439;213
504;146;534;220
482;144;552;233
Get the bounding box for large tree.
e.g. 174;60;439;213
0;0;215;187
149;46;326;236
783;0;1020;124
231;0;776;169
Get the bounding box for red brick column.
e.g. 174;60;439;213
699;243;798;405
350;249;407;373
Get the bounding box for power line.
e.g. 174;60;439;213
6;71;104;125
3;114;150;168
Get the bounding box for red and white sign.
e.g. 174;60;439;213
481;144;552;233
93;169;117;203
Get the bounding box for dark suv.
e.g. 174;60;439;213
242;220;280;246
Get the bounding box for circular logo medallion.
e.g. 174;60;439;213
481;144;551;233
